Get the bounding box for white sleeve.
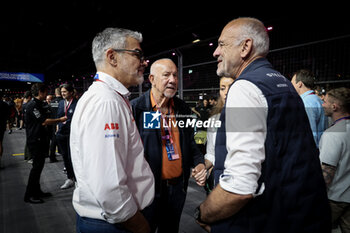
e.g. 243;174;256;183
81;99;138;223
219;80;267;196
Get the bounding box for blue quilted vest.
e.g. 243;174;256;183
212;58;331;233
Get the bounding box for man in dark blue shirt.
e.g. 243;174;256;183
56;83;78;189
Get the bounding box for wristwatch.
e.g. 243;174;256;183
194;205;205;223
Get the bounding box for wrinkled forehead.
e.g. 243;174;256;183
151;60;177;74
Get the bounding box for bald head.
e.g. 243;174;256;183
223;17;270;57
149;58;178;99
150;58;176;75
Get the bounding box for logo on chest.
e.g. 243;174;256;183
104;123;119;130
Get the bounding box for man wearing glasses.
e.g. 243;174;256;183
131;58;206;233
70;28;154;233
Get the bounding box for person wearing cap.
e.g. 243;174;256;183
70;27;154;233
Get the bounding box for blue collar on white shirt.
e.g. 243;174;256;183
94;71;130;98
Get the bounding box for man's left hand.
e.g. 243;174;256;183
192;163;206;186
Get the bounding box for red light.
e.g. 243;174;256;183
267;26;273;31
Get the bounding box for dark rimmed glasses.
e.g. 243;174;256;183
113;49;145;63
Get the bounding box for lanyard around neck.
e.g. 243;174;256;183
151;91;174;140
332;116;350;126
64;99;73;117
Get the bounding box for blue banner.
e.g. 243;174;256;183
0;72;44;82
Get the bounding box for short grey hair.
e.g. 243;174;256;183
233;17;270;57
92;28;143;68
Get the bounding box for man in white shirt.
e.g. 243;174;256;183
320;87;350;232
196;17;330;233
70;28;155;233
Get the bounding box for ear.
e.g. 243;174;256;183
149;74;155;85
240;38;253;59
297;81;303;89
332;102;340;112
106;49;117;67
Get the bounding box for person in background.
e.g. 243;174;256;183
70;27;154;233
291;69;328;148
196;17;331;233
22;90;33;162
46;95;53;104
45;94;55;161
14;95;24;130
0;92;10;168
320;87;350;233
315;85;326;101
196;97;210;123
4;95;15;134
131;58;206;233
24;83;66;204
208;96;217;110
56;84;77;189
22;90;32;128
203;76;234;194
48;87;63;162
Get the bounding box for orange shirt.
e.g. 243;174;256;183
150;91;182;180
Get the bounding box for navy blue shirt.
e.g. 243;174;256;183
57;98;78;135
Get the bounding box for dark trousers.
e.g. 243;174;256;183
142;178;187;233
76;214;131;233
24;141;32;161
24;142;47;197
56;134;75;180
49;129;58;160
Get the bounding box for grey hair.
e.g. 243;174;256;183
92;28;143;68
234;17;270;57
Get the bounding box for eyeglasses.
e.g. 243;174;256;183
113;49;145;63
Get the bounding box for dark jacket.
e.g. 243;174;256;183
57;98;78;135
131;89;204;193
213;58;331;233
25;98;51;151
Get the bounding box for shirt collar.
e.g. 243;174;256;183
95;71;130;98
300;90;314;98
150;90;174;112
150;90;157;110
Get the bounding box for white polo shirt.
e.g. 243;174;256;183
70;71;155;223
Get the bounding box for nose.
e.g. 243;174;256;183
213;46;220;58
169;74;177;83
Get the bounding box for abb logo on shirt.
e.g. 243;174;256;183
104;123;119;130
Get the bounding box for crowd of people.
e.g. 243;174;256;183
0;17;350;233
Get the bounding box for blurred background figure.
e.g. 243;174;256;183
204;76;234;194
291;69;328;148
56;84;77;189
0;92;10;168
